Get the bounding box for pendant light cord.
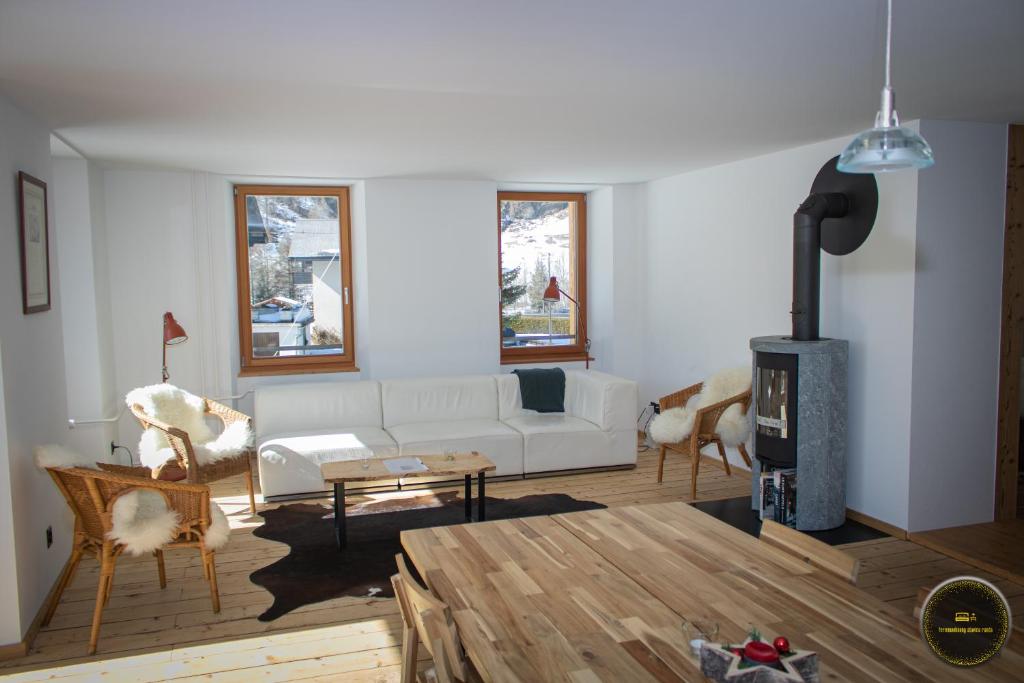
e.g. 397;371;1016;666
885;0;892;89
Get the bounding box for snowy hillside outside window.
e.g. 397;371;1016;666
234;185;356;375
499;192;587;364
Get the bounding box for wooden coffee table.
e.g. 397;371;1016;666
320;451;496;550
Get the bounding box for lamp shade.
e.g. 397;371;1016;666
163;312;188;345
542;277;561;303
837;125;934;173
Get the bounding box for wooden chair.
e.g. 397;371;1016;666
656;382;753;498
391;553;475;683
130;397;257;513
759;519;860;584
41;466;223;655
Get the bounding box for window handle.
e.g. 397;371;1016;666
344;287;350;305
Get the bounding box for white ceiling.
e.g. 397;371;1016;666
2;0;1022;183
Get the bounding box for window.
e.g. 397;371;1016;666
498;191;587;364
234;185;356;375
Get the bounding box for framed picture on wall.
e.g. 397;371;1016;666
17;171;51;314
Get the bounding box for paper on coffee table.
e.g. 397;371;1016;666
383;457;429;474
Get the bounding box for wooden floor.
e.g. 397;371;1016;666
842;536;1024;621
908;518;1024;585
2;449;1021;681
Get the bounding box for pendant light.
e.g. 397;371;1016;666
838;0;934;173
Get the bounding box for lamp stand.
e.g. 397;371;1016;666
162;342;169;383
557;288;590;370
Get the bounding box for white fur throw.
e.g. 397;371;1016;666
649;367;752;446
204;503;231;551
126;384;253;469
34;444;104;470
108;490;181;555
107;490;230;556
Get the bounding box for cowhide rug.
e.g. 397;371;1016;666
249;490;605;621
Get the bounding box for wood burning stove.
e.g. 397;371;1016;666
749;156;877;531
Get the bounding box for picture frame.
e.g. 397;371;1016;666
17;171;51;314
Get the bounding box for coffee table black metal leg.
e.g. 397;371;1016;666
334;482;346;550
464;474;472;521
478;471;486;522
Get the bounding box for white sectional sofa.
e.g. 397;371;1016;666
255;370;639;499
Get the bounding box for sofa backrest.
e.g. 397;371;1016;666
496;371;577;419
381;375;498;427
255;380;383;438
497;370;638;432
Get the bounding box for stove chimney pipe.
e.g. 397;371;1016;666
789;157;879;341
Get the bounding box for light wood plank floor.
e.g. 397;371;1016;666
840;536;1024;621
3;450;1021;681
907;519;1024;585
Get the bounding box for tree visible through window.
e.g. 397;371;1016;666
498;192;586;363
234;185;355;375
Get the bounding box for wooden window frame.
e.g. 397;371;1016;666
498;191;588;365
233;184;357;376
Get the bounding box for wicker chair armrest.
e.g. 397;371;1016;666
659;382;703;411
65;466;209;494
695;388;752;417
129;402;201;477
97;463;154;478
129;404;192;444
205;399;252;429
694;389;753;434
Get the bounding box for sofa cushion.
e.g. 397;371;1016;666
503;414;600;435
257;428;398;499
382;376;498;427
387;419;522;476
504;414;611;474
254;380;383;438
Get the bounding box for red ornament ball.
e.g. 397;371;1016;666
773;636;791;654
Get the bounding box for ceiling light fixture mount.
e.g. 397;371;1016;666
838;0;934;173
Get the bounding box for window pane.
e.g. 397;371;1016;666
246;194;344;358
500;199;576;348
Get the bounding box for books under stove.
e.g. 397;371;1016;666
759;468;796;527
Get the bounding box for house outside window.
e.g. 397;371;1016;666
498;191;587;364
233;185;355;375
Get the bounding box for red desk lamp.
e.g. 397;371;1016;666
162;312;188;383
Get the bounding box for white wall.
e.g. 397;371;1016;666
587;184;647;402
642;131;921;529
0;342;21;645
0;95;72;642
907;120;1007;532
53;157;118;457
362;179;499;378
104;170;208;441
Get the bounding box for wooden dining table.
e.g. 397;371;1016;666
400;501;1023;682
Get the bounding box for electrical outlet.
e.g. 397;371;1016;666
110;441;116;455
45;526;53;548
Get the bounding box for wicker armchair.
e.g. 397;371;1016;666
41;466;223;655
656;382;753;498
129;398;256;513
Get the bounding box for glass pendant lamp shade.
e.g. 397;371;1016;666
838;123;934;173
838;0;934;173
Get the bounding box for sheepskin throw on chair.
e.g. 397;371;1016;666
649;367;752;447
126;384;253;470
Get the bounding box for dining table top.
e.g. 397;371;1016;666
400;501;1022;682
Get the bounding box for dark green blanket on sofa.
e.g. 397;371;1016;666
511;368;566;413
